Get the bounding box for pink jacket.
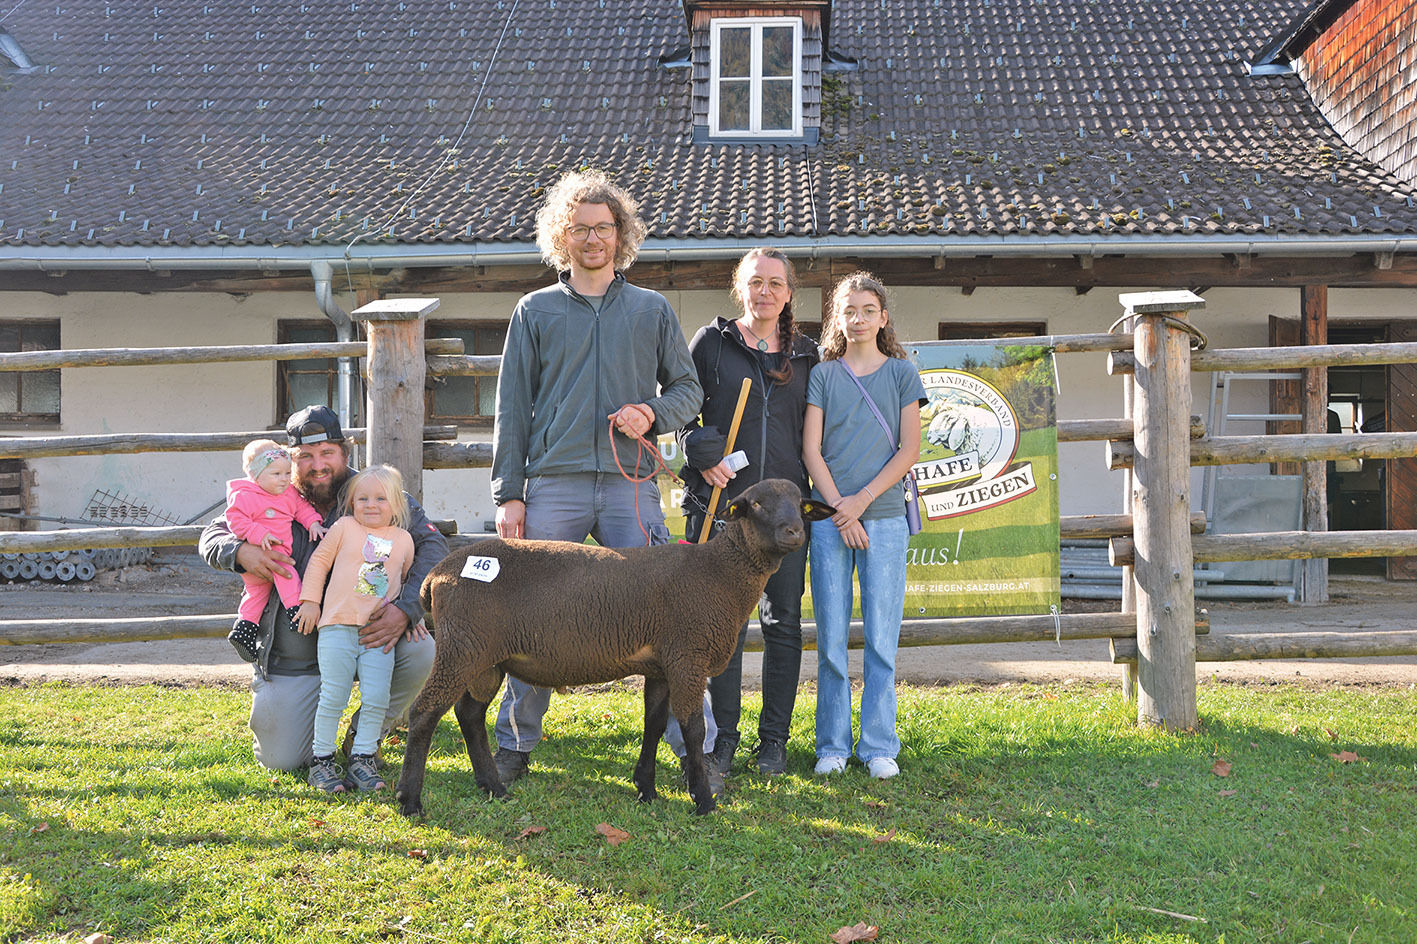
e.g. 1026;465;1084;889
224;478;324;552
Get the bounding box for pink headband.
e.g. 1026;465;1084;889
246;447;288;479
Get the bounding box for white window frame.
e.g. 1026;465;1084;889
708;16;803;138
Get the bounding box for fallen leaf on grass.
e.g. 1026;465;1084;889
863;800;888;810
1325;728;1339;741
307;819;325;829
29;822;48;834
1210;759;1232;778
516;825;547;840
830;922;879;943
595;823;630;846
385;734;403;746
83;934;113;944
407;849;428;860
1331;750;1365;764
1218;790;1237;798
1144;778;1160;788
871;829;897;844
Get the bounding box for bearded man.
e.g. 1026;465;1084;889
201;405;448;770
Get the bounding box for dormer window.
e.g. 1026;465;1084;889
681;0;841;146
710;18;802;137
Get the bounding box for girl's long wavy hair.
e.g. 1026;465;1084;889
534;169;648;272
731;246;801;385
819;271;908;361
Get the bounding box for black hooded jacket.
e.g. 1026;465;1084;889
676;316;820;516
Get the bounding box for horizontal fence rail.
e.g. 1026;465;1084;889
1108;530;1417;566
0;338;464;371
1108;339;1417;375
1108;431;1417;470
0;610;1206;648
1112;630;1417;663
0;426;458;460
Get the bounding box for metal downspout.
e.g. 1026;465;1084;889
310;260;357;429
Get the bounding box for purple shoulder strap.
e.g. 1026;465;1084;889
836;359;900;457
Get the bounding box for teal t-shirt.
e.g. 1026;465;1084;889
807;357;928;520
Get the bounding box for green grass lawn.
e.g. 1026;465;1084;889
3;681;1415;943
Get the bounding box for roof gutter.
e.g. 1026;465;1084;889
310;260;357;432
0;234;1413;272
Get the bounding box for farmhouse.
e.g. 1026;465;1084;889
2;0;1415;581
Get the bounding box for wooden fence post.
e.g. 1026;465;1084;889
353;298;439;501
1124;290;1204;731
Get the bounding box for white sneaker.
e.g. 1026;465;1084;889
867;757;899;780
814;756;847;776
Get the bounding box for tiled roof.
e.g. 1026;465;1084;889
1;0;1414;254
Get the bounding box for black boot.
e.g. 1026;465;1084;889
228;619;260;663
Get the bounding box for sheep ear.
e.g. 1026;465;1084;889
800;500;836;521
723;498;747;521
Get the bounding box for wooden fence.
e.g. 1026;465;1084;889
4;294;1417;730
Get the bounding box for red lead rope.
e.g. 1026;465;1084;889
608;411;682;546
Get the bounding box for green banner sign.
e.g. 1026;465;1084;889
905;341;1061;617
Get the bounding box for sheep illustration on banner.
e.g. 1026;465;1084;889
904;341;1061;618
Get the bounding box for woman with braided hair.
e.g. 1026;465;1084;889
677;246;820;777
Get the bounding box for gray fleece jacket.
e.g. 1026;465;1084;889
491;271;703;505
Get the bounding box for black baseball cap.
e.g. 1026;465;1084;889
286;405;346;447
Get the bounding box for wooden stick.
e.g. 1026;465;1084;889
697;377;753;544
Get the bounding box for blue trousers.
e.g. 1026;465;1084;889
495;472;714;753
313;623;395;757
810;515;909;763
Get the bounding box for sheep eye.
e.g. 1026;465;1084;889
751;501;761;510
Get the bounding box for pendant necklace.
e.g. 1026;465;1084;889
738;319;772;352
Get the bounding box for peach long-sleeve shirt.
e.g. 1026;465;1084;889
299;516;414;629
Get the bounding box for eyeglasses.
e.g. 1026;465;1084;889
566;222;618;242
745;277;790;295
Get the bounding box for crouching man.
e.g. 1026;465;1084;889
200;405;448;770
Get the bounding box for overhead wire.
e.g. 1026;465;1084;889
338;0;522;292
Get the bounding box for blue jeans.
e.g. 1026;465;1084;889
810;515;909;763
313;624;396;757
495;472;714;753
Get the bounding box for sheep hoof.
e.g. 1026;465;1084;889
693;795;717;815
396;794;424;818
636;787;658;803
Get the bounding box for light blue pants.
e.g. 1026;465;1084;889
810;515;910;764
313;624;396;757
495;472;714;754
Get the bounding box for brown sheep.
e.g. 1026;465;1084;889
395;478;833;816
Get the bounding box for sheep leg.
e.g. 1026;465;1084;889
395;696;447;818
451;687;506;798
634;677;671;803
669;682;716;815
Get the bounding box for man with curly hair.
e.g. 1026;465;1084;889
489;169;704;787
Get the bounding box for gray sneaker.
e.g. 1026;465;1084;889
493;747;530;786
307;755;345;793
344;754;386;792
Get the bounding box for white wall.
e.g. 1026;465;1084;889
6;281;1417;531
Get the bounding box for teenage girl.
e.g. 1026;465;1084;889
802;272;926;780
296;465;416;794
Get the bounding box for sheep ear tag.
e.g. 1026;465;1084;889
459;555;501;583
800;500;836;521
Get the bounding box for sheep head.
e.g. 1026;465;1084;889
721;478;834;562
